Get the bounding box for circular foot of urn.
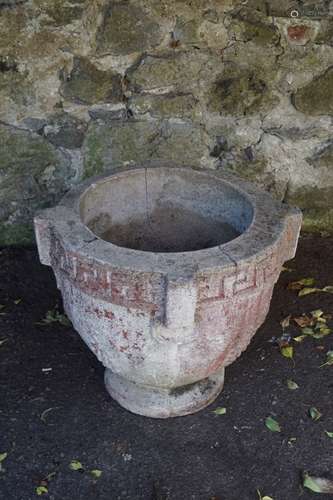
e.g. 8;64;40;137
104;367;225;418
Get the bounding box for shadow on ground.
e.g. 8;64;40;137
1;234;333;500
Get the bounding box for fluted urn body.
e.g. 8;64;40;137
34;163;302;418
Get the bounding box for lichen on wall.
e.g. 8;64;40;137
0;0;333;244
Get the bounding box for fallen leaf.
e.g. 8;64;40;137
309;407;322;421
36;486;48;496
40;407;60;423
325;431;333;438
320;351;333;367
294;285;333;297
36;309;71;327
281;346;293;359
288;437;297;445
280;315;291;330
315;323;331;332
299;287;321;297
311;327;331;339
90;469;102;478
303;472;333;494
0;338;7;346
257;489;274;500
302;327;315;336
293;335;307;343
265;416;281;433
0;452;7;472
293;315;313;327
311;309;324;319
44;472;56;481
213;407;227;415
287;379;299;390
298;322;332;340
69;460;84;471
282;266;293;272
287;278;315;290
317;325;331;333
14;298;22;305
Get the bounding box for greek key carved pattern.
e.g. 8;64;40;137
51;239;165;316
51;239;280;313
197;253;280;304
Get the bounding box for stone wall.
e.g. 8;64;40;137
0;0;332;244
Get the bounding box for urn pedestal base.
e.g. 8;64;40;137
104;367;225;418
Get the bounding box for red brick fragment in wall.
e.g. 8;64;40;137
287;25;311;44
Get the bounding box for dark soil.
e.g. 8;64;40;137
1;234;333;500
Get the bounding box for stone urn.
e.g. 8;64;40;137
34;163;302;418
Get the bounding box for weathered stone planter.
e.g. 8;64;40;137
34;163;302;418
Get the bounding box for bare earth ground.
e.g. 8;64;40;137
0;234;333;500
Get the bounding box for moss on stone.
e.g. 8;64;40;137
0;0;27;5
315;20;333;45
267;0;329;18
0;10;26;54
287;186;333;211
292;67;333;116
307;143;333;169
230;10;280;46
225;158;267;183
82;126;107;179
0;223;34;246
127;50;222;95
35;0;86;26
152;121;209;164
0;62;35;107
0;123;72;241
247;0;268;13
208;66;278;116
128;54;184;92
60;57;123;105
42;112;87;149
301;209;333;234
83;120;162;177
173;17;201;47
129;94;197;119
97;1;163;55
83;119;209;176
240;21;278;46
286;185;333;233
0;124;60;176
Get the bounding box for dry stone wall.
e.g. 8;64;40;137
0;0;332;243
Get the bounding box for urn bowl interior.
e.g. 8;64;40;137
79;167;254;253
